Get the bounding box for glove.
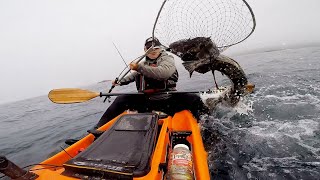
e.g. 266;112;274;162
130;63;139;71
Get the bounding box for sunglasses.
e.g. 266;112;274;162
145;40;162;48
145;45;161;50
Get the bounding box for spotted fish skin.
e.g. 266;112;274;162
169;37;220;61
169;37;249;106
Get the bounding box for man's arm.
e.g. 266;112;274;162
136;55;176;80
118;71;138;85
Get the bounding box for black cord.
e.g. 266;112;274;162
0;164;64;179
212;70;219;89
29;166;63;172
22;163;64;170
60;146;73;159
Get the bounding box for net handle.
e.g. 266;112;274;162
217;0;256;50
152;0;169;49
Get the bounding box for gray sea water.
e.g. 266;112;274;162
1;46;320;179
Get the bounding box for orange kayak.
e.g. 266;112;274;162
29;110;209;179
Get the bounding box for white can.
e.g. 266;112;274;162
167;144;194;180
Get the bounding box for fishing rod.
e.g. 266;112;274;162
105;0;169;102
112;41;129;71
103;42;132;103
116;0;168;83
103;53;149;103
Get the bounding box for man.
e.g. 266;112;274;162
94;37;208;128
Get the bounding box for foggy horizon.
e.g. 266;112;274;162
1;0;320;105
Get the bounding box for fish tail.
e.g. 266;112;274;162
182;61;195;77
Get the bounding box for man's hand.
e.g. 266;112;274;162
129;63;139;71
112;80;121;86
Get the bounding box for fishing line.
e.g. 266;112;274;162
115;54;145;80
112;41;134;77
112;42;128;68
60;146;73;159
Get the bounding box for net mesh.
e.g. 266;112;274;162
154;0;256;52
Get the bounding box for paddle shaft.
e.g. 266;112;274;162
48;88;210;104
100;91;203;97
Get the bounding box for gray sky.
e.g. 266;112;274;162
0;0;319;104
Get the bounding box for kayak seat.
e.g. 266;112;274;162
62;113;159;179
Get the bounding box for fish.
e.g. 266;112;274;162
169;37;254;106
169;37;220;63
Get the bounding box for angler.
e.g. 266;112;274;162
94;37;209;129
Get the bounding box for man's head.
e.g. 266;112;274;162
144;37;162;60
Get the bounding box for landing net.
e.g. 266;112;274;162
154;0;256;52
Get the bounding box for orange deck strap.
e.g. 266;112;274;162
171;110;210;180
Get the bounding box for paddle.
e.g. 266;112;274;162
48;88;100;104
48;88;203;104
49;83;255;104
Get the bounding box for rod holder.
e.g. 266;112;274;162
0;156;38;180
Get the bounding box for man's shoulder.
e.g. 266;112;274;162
159;51;174;62
160;51;171;57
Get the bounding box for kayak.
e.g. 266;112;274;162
1;85;255;179
1;86;253;180
30;110;210;179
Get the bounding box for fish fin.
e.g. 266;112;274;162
182;61;196;77
189;71;193;78
244;83;255;94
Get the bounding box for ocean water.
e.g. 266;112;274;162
1;46;320;179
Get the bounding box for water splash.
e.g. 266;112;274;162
200;83;320;179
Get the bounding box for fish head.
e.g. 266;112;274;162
169;37;219;62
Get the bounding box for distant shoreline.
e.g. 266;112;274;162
98;80;111;83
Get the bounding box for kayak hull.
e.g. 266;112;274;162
32;110;210;179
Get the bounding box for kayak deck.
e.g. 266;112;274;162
32;110;209;179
